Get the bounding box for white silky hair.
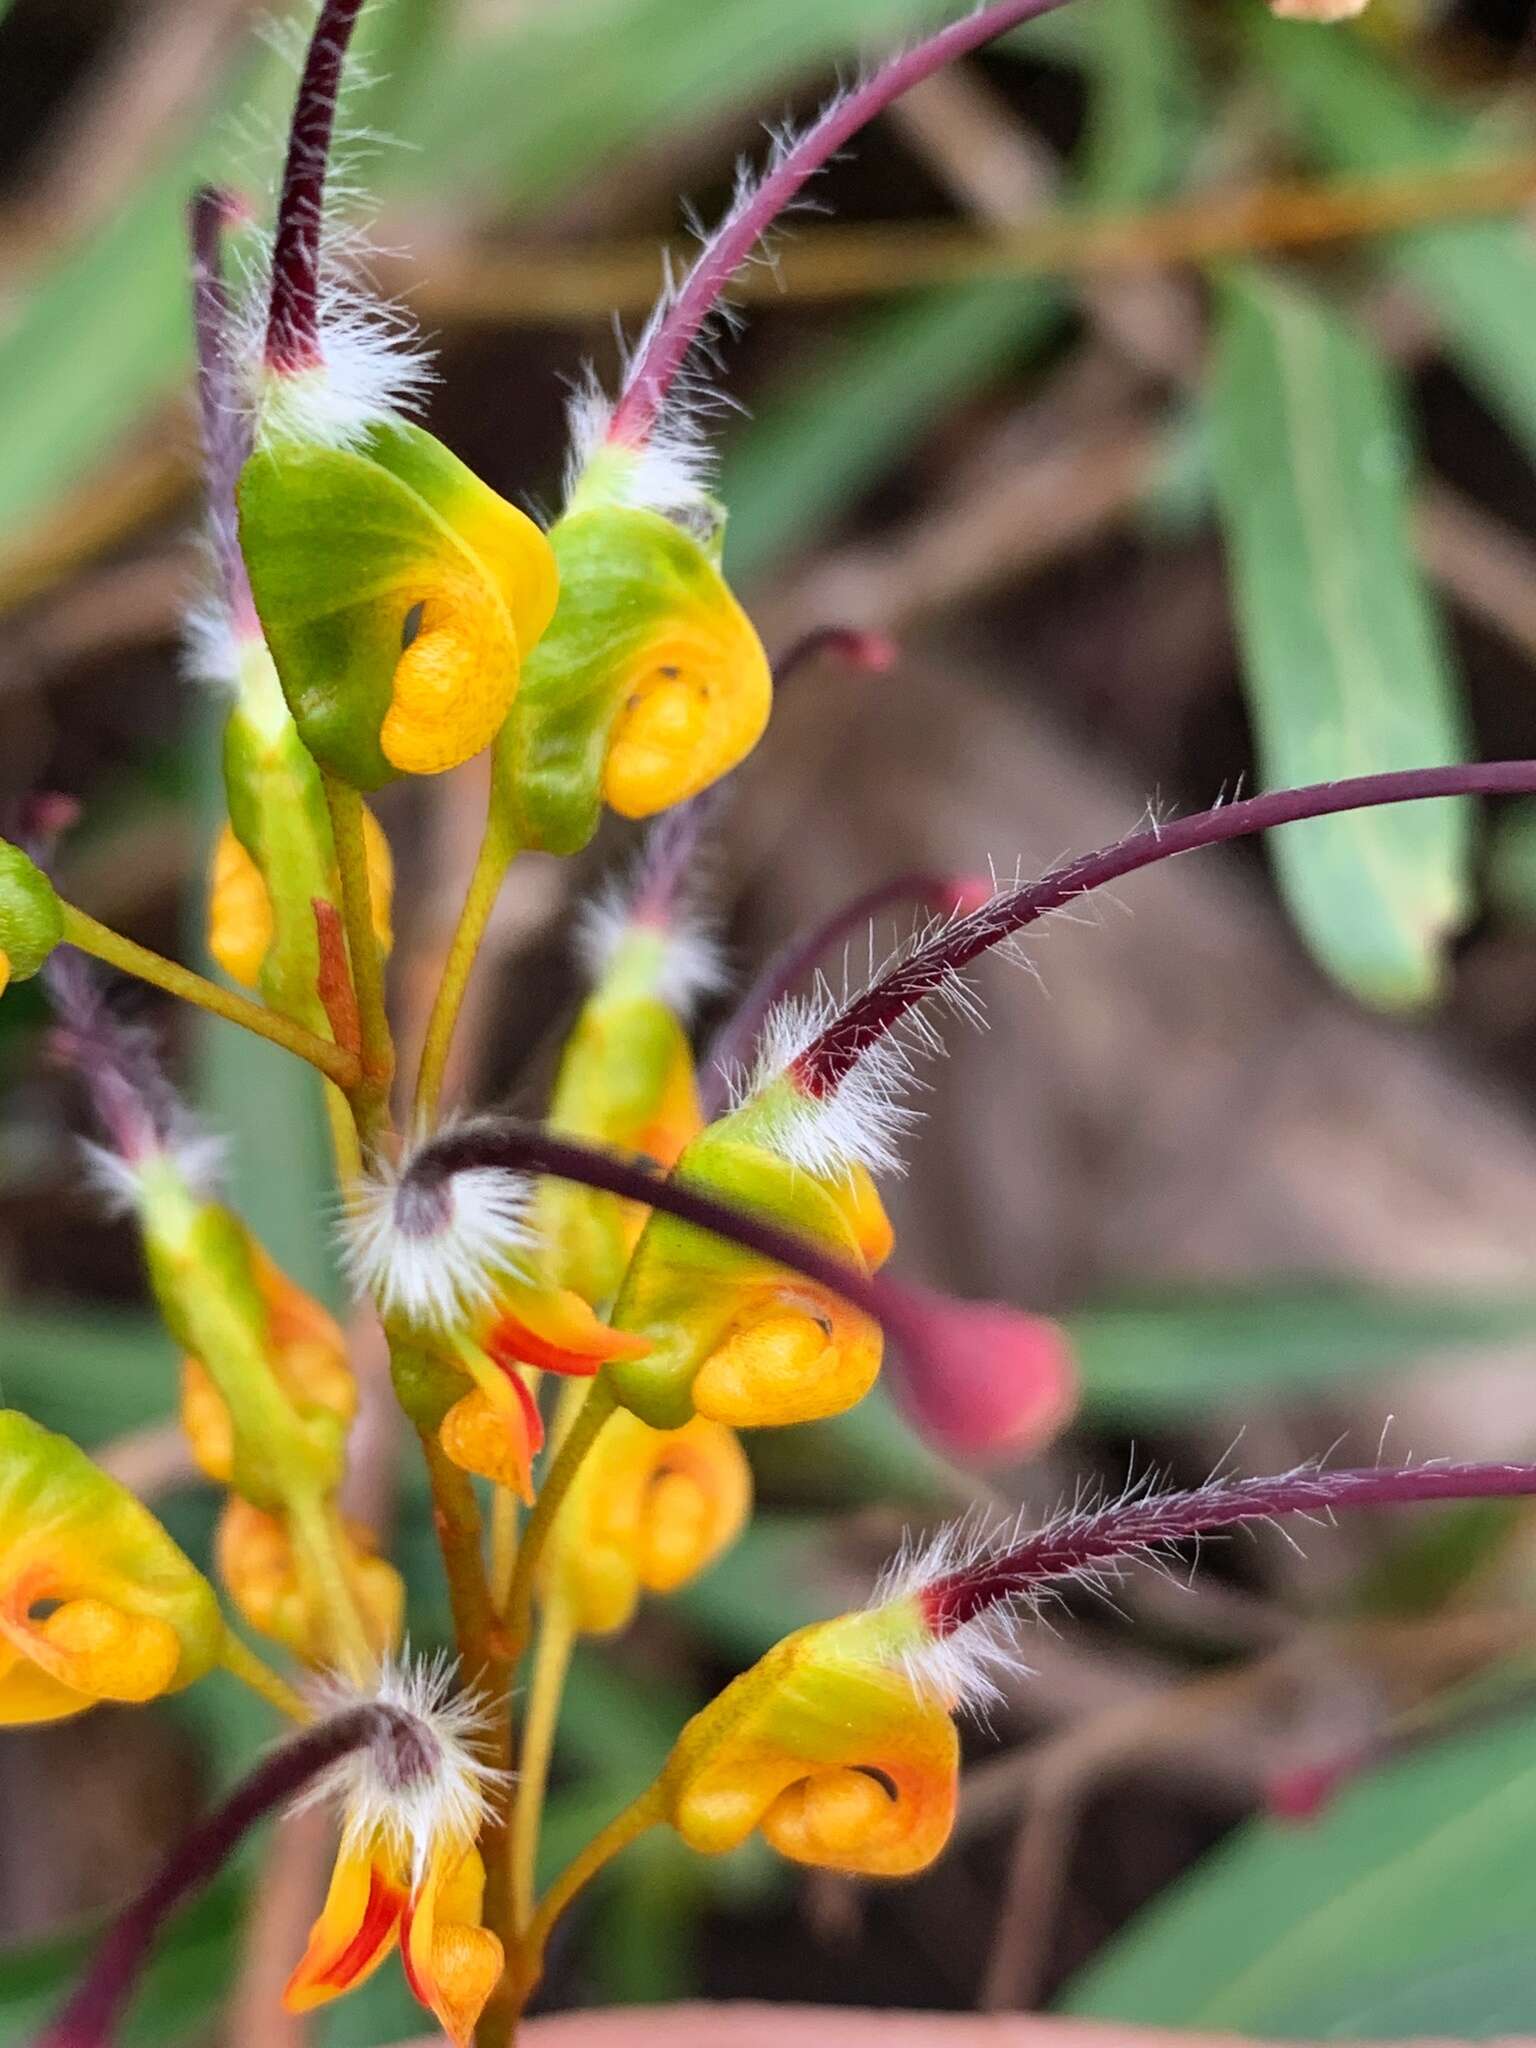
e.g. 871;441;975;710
79;1129;228;1220
298;1652;505;1879
573;879;728;1021
725;888;993;1180
216;13;436;451
341;1149;536;1331
562;95;856;521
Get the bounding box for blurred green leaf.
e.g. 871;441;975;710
1248;19;1536;465
0;1876;242;2048
1060;1706;1536;2035
397;0;953;201
1077;0;1199;206
747;1382;967;1508
721;283;1062;577
586;1831;707;2006
1208;266;1469;1008
1069;1281;1536;1422
0;1309;174;1441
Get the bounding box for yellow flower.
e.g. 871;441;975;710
609;1129;894;1432
240;420;559;789
659;1607;957;1877
0;1412;223;1724
216;1497;402;1665
543;1408;751;1635
284;1663;503;2045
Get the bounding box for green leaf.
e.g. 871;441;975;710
720;283;1062;578
0;1309;176;1442
1059;1706;1536;2035
1488;798;1536;925
1207;266;1469;1008
1069;1281;1536;1422
1247;19;1536;467
671;1515;835;1661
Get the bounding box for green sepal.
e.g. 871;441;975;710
0;840;64;982
222;643;336;1029
387;1338;468;1433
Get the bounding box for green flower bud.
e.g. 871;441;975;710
0;840;64;996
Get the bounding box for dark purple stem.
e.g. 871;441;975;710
925;1463;1536;1633
800;760;1536;1094
36;1705;395;2048
264;0;368;372
607;0;1073;445
700;870;986;1117
404;1120;925;1340
189;187;258;636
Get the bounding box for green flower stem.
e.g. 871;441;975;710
58;904;360;1092
502;1375;616;1668
286;1488;375;1682
321;773;395;1141
510;1596;576;1935
413;803;517;1131
513;1786;665;2013
217;1631;311;1723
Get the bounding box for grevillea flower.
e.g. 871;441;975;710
345;1164;649;1500
537;811;721;1304
281;1659;504;2044
188;185;398;1022
609;1127;894;1430
0;838;63;999
0;1412;223;1724
542;1407;752;1635
233;3;558;789
653;1459;1536;1880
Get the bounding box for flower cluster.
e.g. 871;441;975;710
5;2;1529;2047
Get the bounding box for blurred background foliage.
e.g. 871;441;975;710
10;0;1536;2039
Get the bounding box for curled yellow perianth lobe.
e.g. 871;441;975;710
0;1411;223;1724
545;1407;752;1636
661;1611;958;1878
603;596;772;819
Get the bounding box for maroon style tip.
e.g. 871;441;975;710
264;0;369;374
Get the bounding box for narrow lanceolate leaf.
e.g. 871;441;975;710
1060;1704;1536;2036
1208;267;1469;1009
1247;16;1536;468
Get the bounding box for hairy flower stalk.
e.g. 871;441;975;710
604;0;1078;453
701;869;992;1117
34;1698;440;2048
188;185;257;639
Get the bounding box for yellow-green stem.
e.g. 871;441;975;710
413;805;516;1131
218;1632;311;1722
514;1787;664;2011
323;1078;363;1186
491;1484;519;1616
510;1597;575;1934
503;1376;616;1670
59;904;360;1092
287;1489;374;1682
321;774;394;1141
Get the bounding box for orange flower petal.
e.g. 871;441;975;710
284;1848;405;2012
